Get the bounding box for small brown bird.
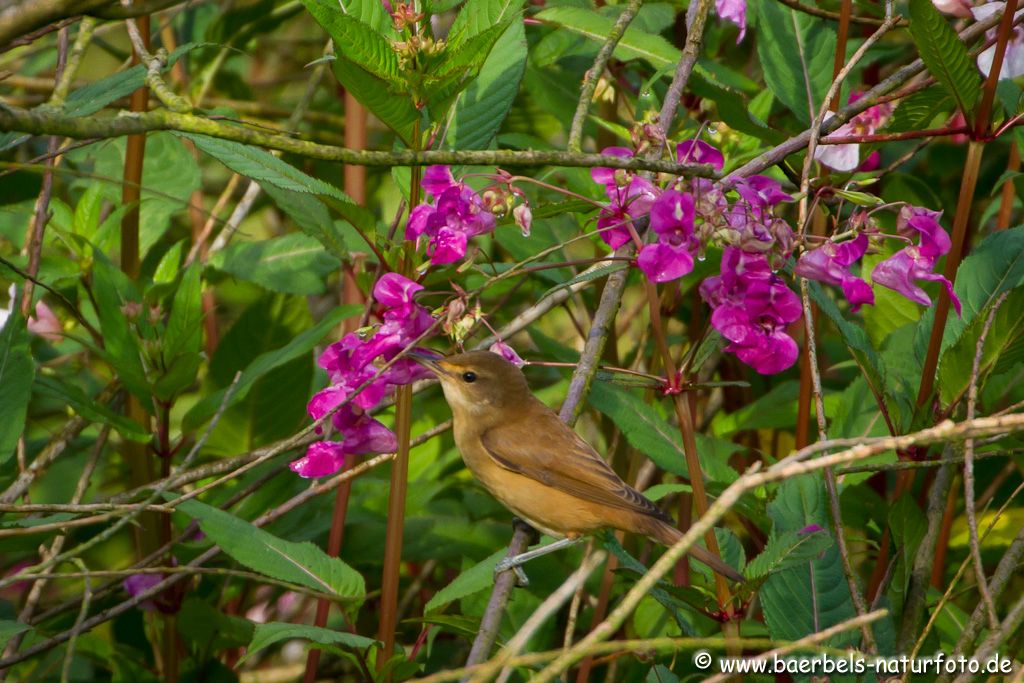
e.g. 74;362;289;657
412;350;743;584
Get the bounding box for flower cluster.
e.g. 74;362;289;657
406;166;496;265
871;206;962;314
701;248;803;374
794;233;874;311
290;273;435;478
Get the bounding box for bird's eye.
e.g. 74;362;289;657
461;371;477;383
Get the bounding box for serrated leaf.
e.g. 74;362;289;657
440;20;527;147
331;56;420;144
175;497;365;600
0;314;34;464
263;185;349;262
177;133;349;201
534;7;678;70
241;622;376;665
744;529;833;580
760;477;859;648
163;265;203;363
588;382;739;485
756;2;836;124
183;304;359;430
209;233;340;296
885;86;953;134
448;0;523;49
300;0;402;82
938;287;1024;406
425;549;505;613
908;0;982;118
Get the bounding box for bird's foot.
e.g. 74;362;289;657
494;558;530;587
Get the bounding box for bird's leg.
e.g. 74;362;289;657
493;537;584;584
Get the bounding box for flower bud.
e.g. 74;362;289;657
513;203;532;237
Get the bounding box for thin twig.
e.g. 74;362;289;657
963;292;1008;631
567;0;643;152
59;560;91;683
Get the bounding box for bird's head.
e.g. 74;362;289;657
410;350;530;419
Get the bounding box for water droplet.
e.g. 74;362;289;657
697;254;706;262
640;90;651;98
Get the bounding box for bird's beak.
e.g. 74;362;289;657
408;351;447;376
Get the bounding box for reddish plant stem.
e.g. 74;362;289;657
377;148;421;676
974;0;1020;139
830;0;853;112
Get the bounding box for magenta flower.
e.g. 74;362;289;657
124;573;171;612
591;147;658;250
296;273;436;478
871;206;961;315
637;190;698;283
676;140;725;170
405;166;496;265
489;341;525;366
701;247;802;374
794;234;875;311
735;176;792;209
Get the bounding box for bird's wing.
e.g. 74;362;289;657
478;408;670;521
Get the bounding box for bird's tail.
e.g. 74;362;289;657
648;519;745;583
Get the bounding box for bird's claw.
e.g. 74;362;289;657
494;558;529;587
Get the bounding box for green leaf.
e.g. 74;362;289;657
425;549;505;613
64;43;203;117
183;305;359;430
91;133;200;257
806;281;888;416
862;248;922;348
0;620;30;651
331;56;420;144
588;383;739;485
241;622;376;664
448;0;523;49
175;497;366;600
163;265;203;363
759;477;858;647
885;86;953;134
938;287;1024;406
153;240;185;285
0;314;34;465
908;0;982;118
534;7;679;70
90;256;149;401
744;529;833;580
203;296;315;456
209;233;341;296
446;20;528;150
177;133;350;201
33;376;149;443
263;185;349;262
756;2;836;124
301;0;402;82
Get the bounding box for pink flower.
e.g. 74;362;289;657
290;442;347;478
716;0;746;41
489;341;525;366
638;242;695;283
700;247;802;374
734;176;792;208
513;203;532;237
870;206;961;315
932;0;972;16
676;140;725;171
815;94;893;172
973;3;1024;80
591;147;659;250
637;190;698;283
404;167;496;265
27;300;61;341
794;234;875;311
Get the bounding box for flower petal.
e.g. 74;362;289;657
290;441;347;478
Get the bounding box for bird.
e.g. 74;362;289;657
410;349;743;584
